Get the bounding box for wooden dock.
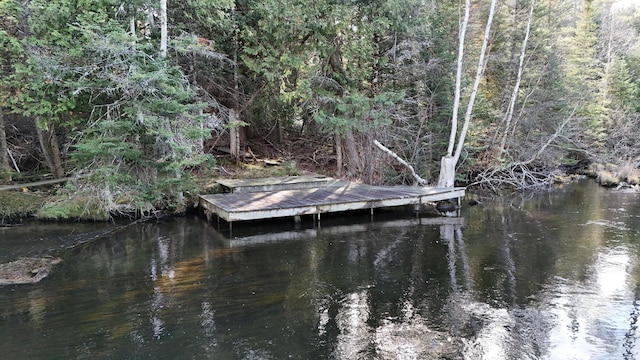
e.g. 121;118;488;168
199;176;465;225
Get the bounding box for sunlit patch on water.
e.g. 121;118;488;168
374;318;456;360
333;290;371;359
541;245;638;359
452;295;551;360
584;219;629;231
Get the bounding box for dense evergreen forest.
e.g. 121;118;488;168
1;0;640;219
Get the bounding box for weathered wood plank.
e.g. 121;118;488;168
217;175;338;193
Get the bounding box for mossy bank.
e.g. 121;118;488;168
0;191;47;223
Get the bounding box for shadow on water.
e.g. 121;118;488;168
0;180;639;359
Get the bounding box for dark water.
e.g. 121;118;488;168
1;181;638;359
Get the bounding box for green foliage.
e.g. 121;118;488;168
561;0;608;146
609;56;640;112
170;0;235;36
2;0;220;216
4;0;640;197
313;91;405;134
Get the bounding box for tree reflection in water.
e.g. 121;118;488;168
1;181;639;359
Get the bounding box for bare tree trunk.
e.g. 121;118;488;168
36;118;64;178
230;5;243;163
49;124;63;178
438;0;497;187
454;0;497;163
443;0;470;158
601;9;615;105
335;134;343;177
229;109;241;164
343;129;362;178
0;107;9;173
497;0;535;157
489;0;517;156
437;0;470;188
159;0;167;58
130;14;136;39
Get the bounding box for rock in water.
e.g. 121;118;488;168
0;257;62;285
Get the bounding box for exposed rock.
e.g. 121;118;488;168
0;257;62;285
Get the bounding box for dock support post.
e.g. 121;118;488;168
370;208;374;222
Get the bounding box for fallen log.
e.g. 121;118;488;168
0;177;75;192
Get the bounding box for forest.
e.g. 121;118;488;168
1;0;640;220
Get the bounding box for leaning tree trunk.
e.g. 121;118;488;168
497;0;535;157
374;140;426;185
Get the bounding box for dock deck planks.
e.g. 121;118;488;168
216;175;335;193
199;178;465;223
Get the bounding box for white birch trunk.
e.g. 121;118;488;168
130;16;136;38
437;0;470;188
445;0;471;158
438;0;497;187
437;155;457;188
229;109;240;163
159;0;167;58
454;0;498;163
498;0;535;156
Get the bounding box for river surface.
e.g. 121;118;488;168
0;180;639;359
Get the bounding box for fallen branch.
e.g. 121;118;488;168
374;140;426;186
524;104;577;164
470;162;552;191
7;148;20;173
